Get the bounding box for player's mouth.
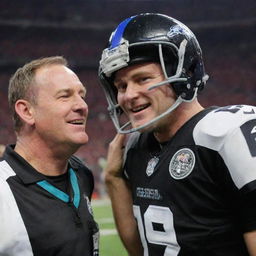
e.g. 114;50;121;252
130;103;150;113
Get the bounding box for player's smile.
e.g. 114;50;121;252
131;103;150;113
128;103;152;126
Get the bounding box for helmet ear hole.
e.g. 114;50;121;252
171;75;196;101
190;61;206;92
171;81;187;100
171;59;205;101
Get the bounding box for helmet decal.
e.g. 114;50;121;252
167;24;190;39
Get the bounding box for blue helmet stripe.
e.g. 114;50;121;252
109;16;135;49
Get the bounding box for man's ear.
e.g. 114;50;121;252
15;99;35;126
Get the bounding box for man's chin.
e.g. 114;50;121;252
72;134;89;146
132;120;156;133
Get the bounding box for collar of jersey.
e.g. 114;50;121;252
3;145;79;185
37;168;80;209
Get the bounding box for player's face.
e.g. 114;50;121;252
31;64;89;150
114;62;176;131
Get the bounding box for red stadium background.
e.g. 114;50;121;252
0;0;255;197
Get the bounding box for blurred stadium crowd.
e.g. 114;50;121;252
0;0;255;197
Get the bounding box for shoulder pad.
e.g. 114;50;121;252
193;105;256;151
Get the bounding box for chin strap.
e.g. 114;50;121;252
116;96;184;134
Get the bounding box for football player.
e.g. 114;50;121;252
98;13;256;256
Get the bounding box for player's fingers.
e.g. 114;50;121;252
109;133;126;150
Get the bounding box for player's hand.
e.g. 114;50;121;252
104;133;126;179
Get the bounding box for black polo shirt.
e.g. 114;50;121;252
0;145;98;256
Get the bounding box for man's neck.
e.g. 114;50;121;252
14;136;72;176
154;100;204;143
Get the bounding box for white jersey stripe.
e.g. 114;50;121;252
193;105;256;189
0;160;34;256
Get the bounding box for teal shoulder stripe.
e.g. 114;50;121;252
37;180;69;203
69;168;80;209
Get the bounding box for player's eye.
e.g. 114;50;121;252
137;76;152;84
116;83;127;92
59;94;69;98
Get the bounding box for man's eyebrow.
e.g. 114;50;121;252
114;71;154;84
54;87;86;96
54;88;71;96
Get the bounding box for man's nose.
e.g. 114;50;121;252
124;83;141;100
73;96;88;113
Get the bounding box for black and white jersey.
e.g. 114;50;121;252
124;105;256;256
0;145;99;256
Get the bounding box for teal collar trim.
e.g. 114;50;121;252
37;168;80;209
69;168;80;208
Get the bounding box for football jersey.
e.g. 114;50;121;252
124;105;256;256
0;145;99;256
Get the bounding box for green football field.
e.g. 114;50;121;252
92;199;128;256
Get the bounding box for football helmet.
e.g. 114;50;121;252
99;13;209;133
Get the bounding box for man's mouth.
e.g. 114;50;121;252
68;119;85;125
131;103;150;113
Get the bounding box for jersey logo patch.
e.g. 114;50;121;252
169;148;195;180
146;156;159;176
